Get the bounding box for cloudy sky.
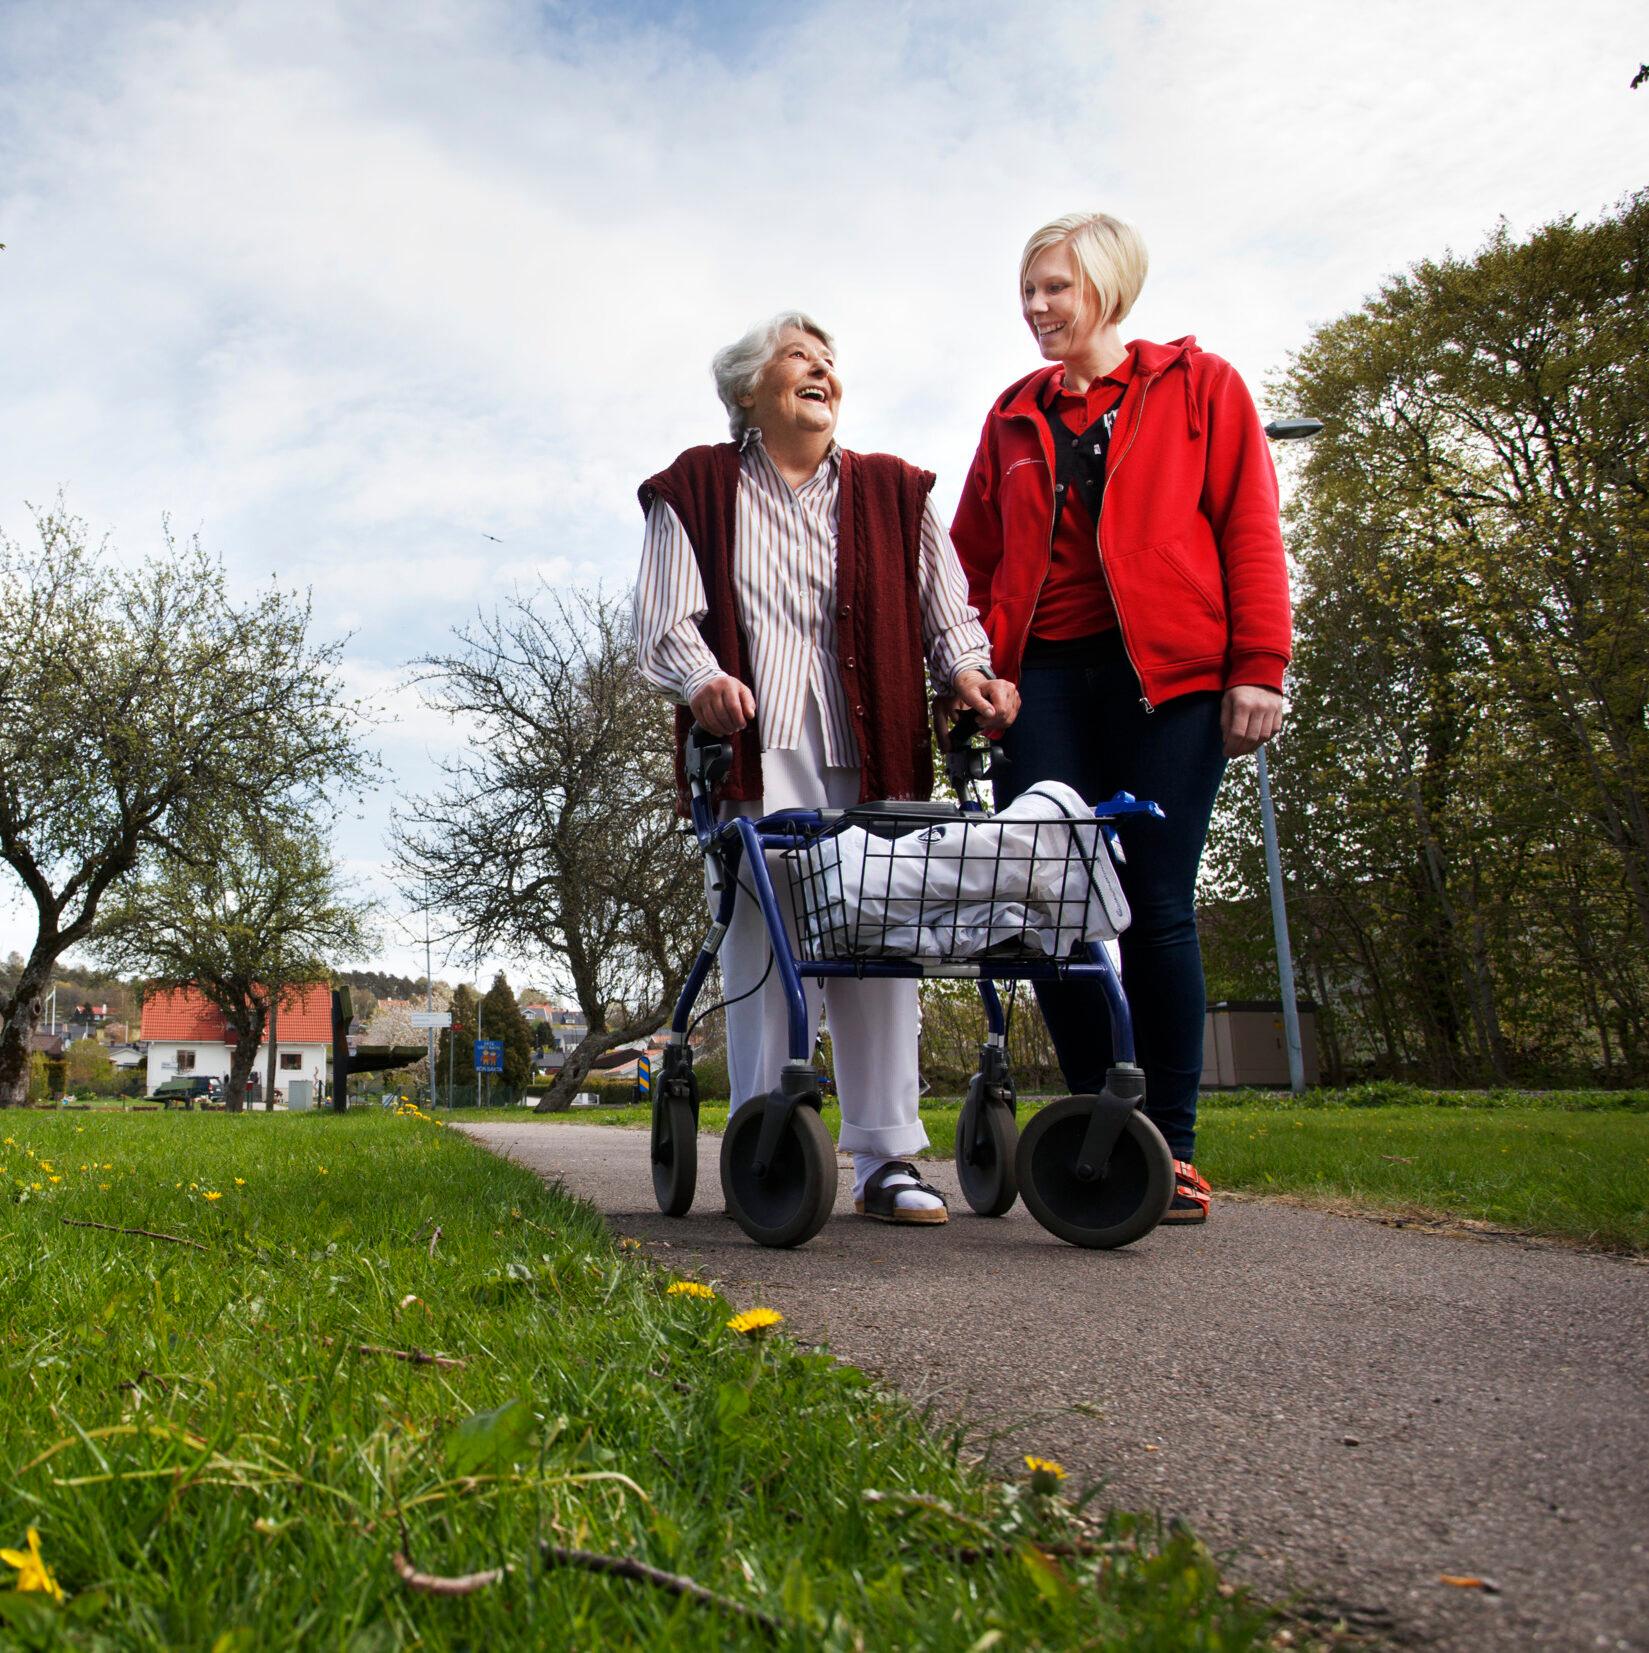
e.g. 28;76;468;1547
1;0;1641;986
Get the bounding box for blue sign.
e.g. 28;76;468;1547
474;1040;504;1074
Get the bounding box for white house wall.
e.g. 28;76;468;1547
146;1042;329;1091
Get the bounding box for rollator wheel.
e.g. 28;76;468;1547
953;1096;1019;1217
651;1097;697;1217
1015;1095;1174;1249
719;1099;838;1248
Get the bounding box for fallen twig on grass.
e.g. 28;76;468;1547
61;1217;207;1251
389;1530;781;1633
321;1337;468;1370
393;1550;510;1595
538;1543;783;1634
428;1224;442;1259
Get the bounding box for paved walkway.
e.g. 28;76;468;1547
460;1121;1648;1652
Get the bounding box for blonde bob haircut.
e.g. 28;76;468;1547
1019;212;1148;330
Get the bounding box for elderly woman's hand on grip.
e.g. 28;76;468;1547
689;673;757;736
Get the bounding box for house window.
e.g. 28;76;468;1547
280;1053;301;1071
176;1050;196;1071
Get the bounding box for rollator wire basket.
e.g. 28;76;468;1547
784;803;1131;966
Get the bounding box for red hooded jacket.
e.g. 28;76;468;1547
950;336;1291;707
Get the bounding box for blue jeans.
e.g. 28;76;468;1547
993;650;1226;1160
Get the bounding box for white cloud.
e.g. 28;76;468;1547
2;0;1641;974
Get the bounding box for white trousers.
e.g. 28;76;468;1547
715;702;927;1159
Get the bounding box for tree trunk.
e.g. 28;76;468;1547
224;1006;268;1114
534;1017;666;1112
0;955;55;1108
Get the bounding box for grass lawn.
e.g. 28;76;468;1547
460;1084;1649;1254
0;1109;1265;1651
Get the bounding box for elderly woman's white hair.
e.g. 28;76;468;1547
712;311;837;438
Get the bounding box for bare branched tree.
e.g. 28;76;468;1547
393;588;703;1109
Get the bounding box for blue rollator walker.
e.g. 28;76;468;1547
651;713;1178;1249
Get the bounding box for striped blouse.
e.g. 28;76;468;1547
634;431;992;768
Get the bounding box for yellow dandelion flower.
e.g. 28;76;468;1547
317;1166;328;1175
619;1237;642;1251
102;1163;112;1171
29;1182;42;1192
1024;1455;1067;1493
39;1161;53;1173
667;1281;716;1300
48;1174;62;1184
204;1191;223;1202
0;1527;64;1602
79;1164;89;1172
189;1182;198;1190
99;1183;110;1191
2;1136;12;1145
726;1306;783;1336
234;1177;246;1187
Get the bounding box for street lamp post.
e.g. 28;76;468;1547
1259;418;1323;1096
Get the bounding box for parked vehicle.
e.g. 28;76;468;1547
148;1075;221;1108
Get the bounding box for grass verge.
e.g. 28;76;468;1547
0;1110;1265;1650
462;1086;1649;1254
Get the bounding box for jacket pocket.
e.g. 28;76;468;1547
1127;536;1227;628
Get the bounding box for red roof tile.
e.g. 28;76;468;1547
139;983;333;1044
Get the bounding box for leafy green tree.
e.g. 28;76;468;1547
64;1038;113;1093
1205;190;1649;1083
0;505;373;1107
480;971;533;1093
436;982;480;1098
92;821;374;1111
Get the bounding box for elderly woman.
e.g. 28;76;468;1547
950;213;1291;1225
635;312;1018;1225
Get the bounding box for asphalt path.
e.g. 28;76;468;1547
460;1120;1648;1652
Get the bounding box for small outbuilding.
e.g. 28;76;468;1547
1200;1000;1320;1089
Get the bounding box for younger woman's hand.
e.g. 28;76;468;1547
1220;684;1283;757
951;669;1020;733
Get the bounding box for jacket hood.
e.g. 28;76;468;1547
996;335;1204;435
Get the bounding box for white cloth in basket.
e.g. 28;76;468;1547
794;780;1130;960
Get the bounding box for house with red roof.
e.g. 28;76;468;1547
139;983;333;1102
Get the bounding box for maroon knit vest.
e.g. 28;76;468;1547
638;443;937;814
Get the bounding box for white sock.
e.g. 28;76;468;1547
852;1153;944;1212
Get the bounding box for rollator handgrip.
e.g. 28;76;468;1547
939;708;998;790
686;722;734;792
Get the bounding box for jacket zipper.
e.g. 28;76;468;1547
1016;420;1061;670
1096;373;1156;711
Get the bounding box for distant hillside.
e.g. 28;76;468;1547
338;970;450;1001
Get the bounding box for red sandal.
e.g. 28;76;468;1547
1162;1160;1211;1224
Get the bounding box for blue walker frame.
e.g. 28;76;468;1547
659;725;1166;1199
